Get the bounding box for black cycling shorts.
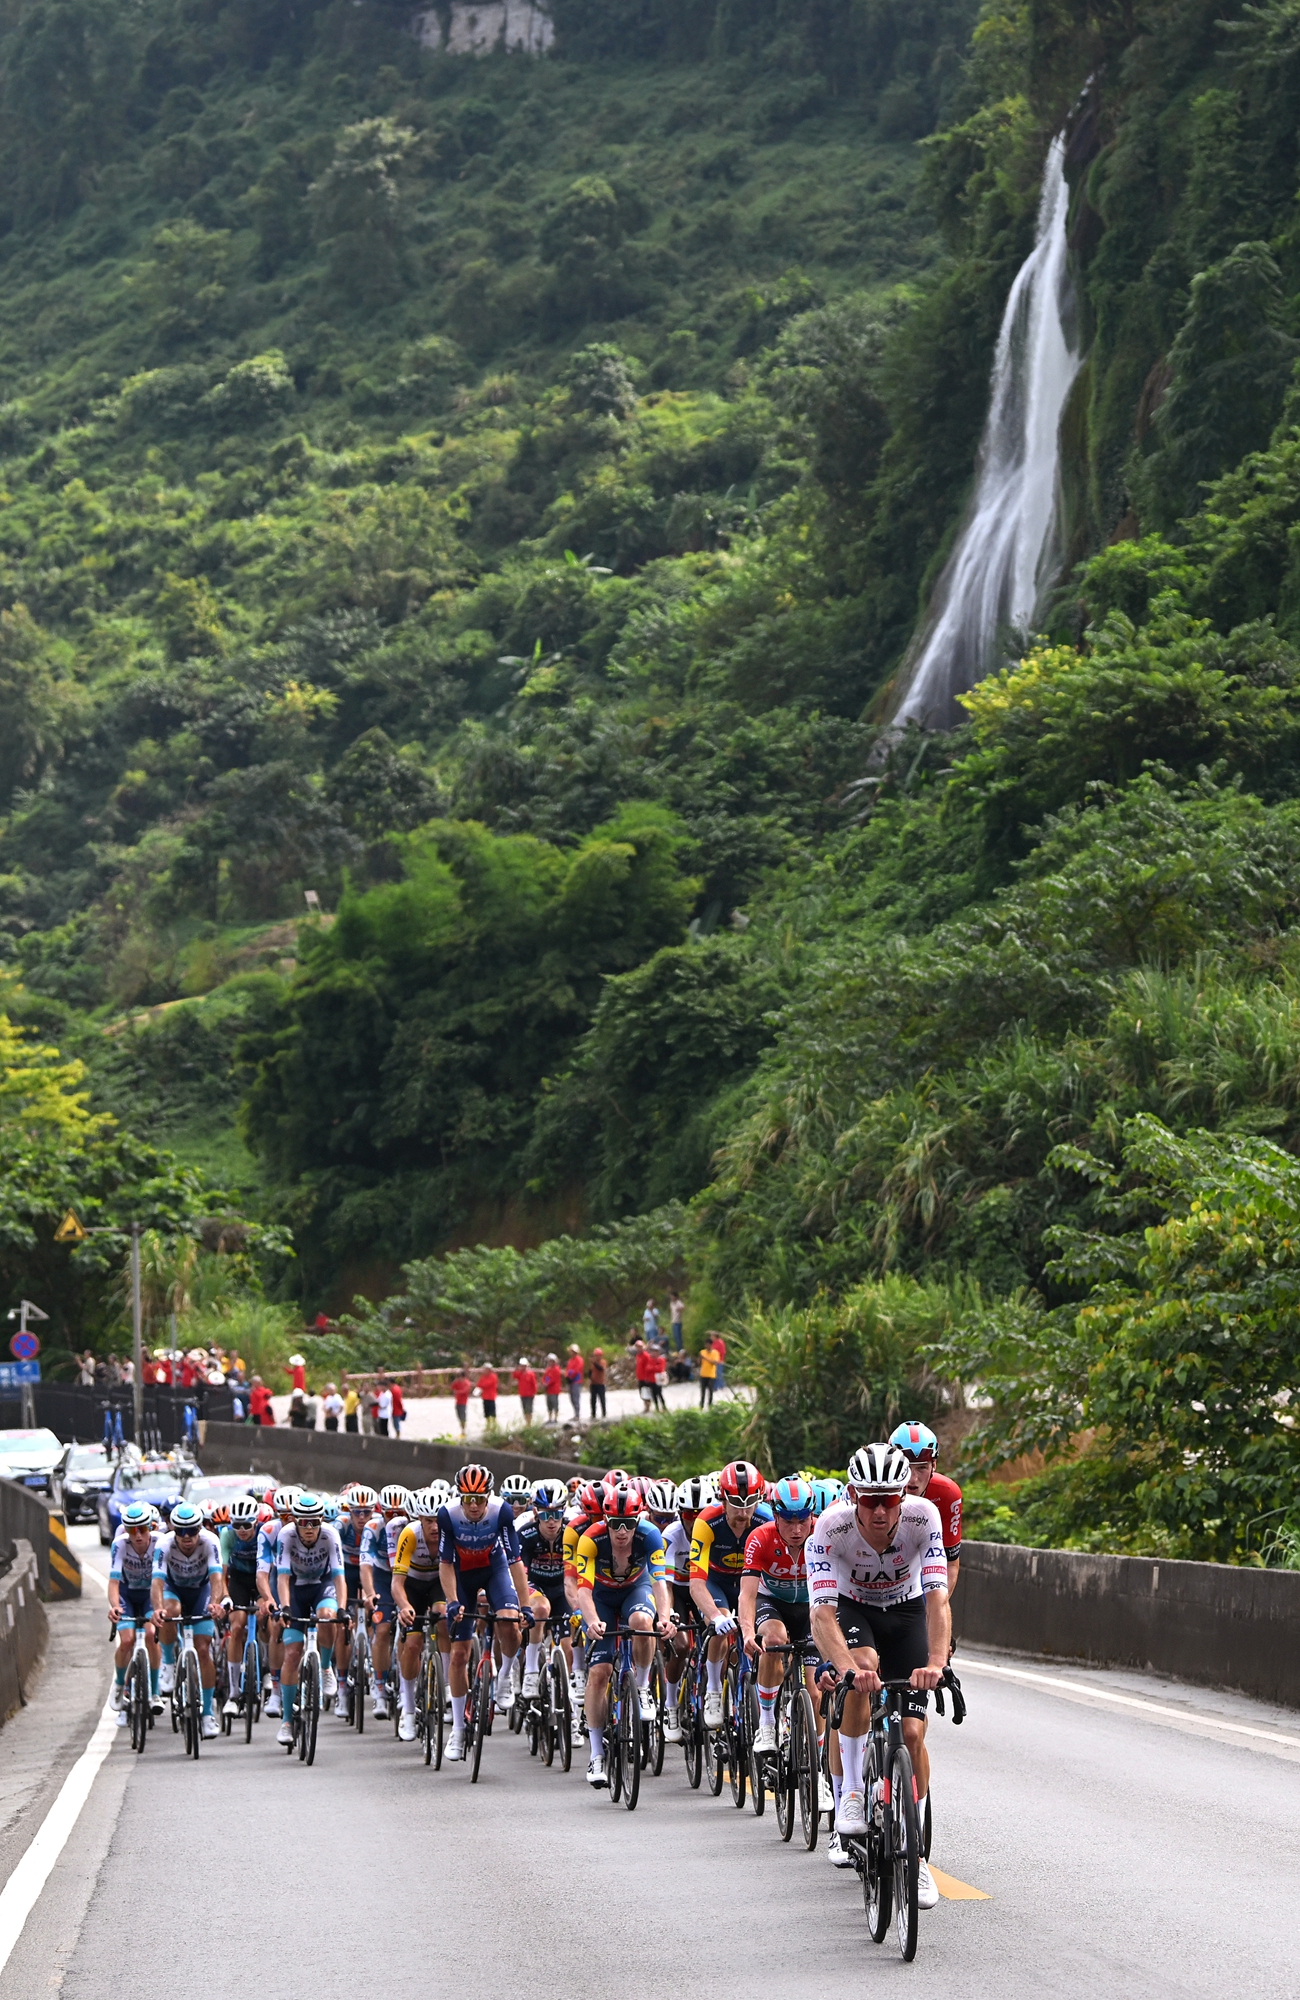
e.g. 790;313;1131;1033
834;1594;930;1716
399;1575;443;1623
755;1594;818;1659
227;1568;260;1613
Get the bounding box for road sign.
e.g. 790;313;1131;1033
0;1360;40;1387
9;1331;39;1360
54;1209;87;1243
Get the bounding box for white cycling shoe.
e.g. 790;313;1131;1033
115;1708;128;1727
835;1790;868;1836
916;1857;940;1910
446;1727;466;1761
264;1691;281;1717
276;1720;294;1746
819;1772;834;1814
703;1691;724;1728
663;1715;682;1743
158;1663;175;1695
398;1711;417;1741
753;1721;777;1755
826;1830;854;1868
109;1684;123;1711
372;1693;390;1719
201;1713;220;1739
495;1682;514;1712
321;1667;338;1699
521;1669;541;1698
333;1694;349;1718
222;1695;240;1716
586;1756;607;1788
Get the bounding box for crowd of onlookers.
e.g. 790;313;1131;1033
68;1290;727;1435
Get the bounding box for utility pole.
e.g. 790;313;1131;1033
130;1223;143;1446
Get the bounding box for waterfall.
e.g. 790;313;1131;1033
892;137;1081;732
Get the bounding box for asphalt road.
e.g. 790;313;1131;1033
2;1526;1298;2000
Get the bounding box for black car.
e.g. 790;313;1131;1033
50;1441;116;1523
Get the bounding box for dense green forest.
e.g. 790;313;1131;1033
7;0;1300;1558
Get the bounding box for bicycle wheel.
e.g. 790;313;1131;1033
184;1653;201;1759
747;1683;766;1817
608;1688;624;1804
618;1670;641;1812
555;1658;572;1773
353;1623;369;1735
682;1672;703;1789
794;1687;820;1850
922;1788;932;1860
646;1655;665;1777
432;1652;447;1770
243;1637;259;1743
725;1670;746;1808
538;1657;555;1766
890;1743;920;1962
469;1662;492;1783
128;1657;147;1754
863;1735;892;1943
301;1654;321;1765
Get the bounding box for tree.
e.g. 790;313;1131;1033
310;119;417;304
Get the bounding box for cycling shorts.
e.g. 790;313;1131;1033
447;1563;518;1642
283;1577;338;1641
160;1576;214;1634
399;1575;443;1625
227;1569;260;1613
586;1576;655;1666
755;1594;818;1659
370;1573;397;1624
834;1594;930;1717
115;1585;152;1630
531;1580;568;1632
671;1581;698;1630
700;1574;740;1616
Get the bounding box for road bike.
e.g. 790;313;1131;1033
410;1611;447;1769
602;1623;644;1812
533;1623;573;1771
717;1632;752;1809
165;1614;205;1759
459;1611;515;1784
113;1610;155;1754
677;1616;706;1790
347;1604;373;1733
281;1609;326;1765
234;1609;265;1743
641;1646;666;1777
757;1639;820;1849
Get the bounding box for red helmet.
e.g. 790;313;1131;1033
575;1481;605;1517
718;1460;764;1504
605;1484;642;1522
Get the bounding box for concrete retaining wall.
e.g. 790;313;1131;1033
0;1539;47;1725
1;1479;53;1596
199;1422;601;1491
957;1540;1300;1709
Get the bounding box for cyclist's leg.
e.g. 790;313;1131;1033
754;1601;790;1741
582;1582;621;1770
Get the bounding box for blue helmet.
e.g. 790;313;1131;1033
889;1421;938;1464
170;1501;204;1533
120;1500;153;1530
321;1499;340;1524
532;1479;567;1514
809;1477;846;1515
771;1475;815;1521
293;1491;325;1521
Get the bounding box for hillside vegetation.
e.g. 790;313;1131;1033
8;0;1300;1559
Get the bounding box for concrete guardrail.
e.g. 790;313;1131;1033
956;1540;1300;1709
0;1538;47;1726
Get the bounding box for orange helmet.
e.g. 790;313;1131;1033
456;1463;494;1496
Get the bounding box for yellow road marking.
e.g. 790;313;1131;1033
929;1866;990;1901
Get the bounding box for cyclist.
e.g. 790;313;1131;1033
688;1460;772;1727
890;1420;963;1591
274;1490;346;1748
517;1478;571;1696
218;1495;263;1718
807;1442;949;1910
257;1486;296;1717
361;1483;410;1719
563;1481;605;1709
151;1498;224;1739
661;1474;713;1741
334;1482;378;1718
572;1483;671;1789
391;1489;448;1741
437;1465;530;1760
739;1473;819;1755
107;1499;162;1724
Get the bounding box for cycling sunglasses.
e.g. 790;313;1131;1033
607;1518;638;1531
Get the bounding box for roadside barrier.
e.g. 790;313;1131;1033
45;1512;82;1599
0;1539;47;1724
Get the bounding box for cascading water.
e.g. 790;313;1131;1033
892;136;1081;731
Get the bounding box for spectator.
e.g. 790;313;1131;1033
94;1355;111;1387
303;1392;318;1429
323;1383;344;1432
514;1358;537;1425
289;1386;309;1429
543;1354;563;1424
588;1346;607;1421
634;1339;655;1411
565;1345;584;1423
343;1384;360;1433
698;1337;720;1408
651;1341;669;1412
643;1298;661;1343
286;1352;307;1391
477;1365;499;1424
119;1357;134;1389
669;1290;685;1354
360;1383;377;1435
711;1331;727;1392
451;1367;473;1433
375;1379;393;1436
248;1375;275;1426
391;1379;406;1437
77;1350;95;1387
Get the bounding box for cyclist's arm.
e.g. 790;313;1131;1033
332;1566;347;1614
738;1573;760;1649
652;1574;672;1630
572;1533;603;1634
276;1562;291;1614
946;1556;960;1597
915;1586;951;1688
509;1558;530;1611
438;1560;459;1609
107;1576;121;1617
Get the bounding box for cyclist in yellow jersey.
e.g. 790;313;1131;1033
391;1490;448;1742
572;1486;671;1788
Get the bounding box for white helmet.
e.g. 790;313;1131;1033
427;1479;453;1507
412;1487;441;1518
642;1478;675;1516
229;1495;260;1524
501;1474;532;1505
347;1483;379;1510
673;1475;716;1514
380;1483;413;1513
846;1444;911;1495
272;1485;300;1514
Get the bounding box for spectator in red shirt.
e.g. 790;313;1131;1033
542;1354;563;1423
634;1339;656;1410
390;1380;406;1436
451;1370;473;1433
477;1366;499;1423
285;1353;306;1391
514;1359;537;1425
248;1376;275;1426
565;1346;584;1423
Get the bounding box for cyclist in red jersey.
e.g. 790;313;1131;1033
889;1421;962;1593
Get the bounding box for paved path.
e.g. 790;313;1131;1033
1;1528;1297;1998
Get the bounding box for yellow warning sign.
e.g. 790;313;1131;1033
54;1208;87;1243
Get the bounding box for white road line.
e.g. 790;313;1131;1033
79;1561;107;1595
0;1697;118;1976
960;1656;1300;1752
